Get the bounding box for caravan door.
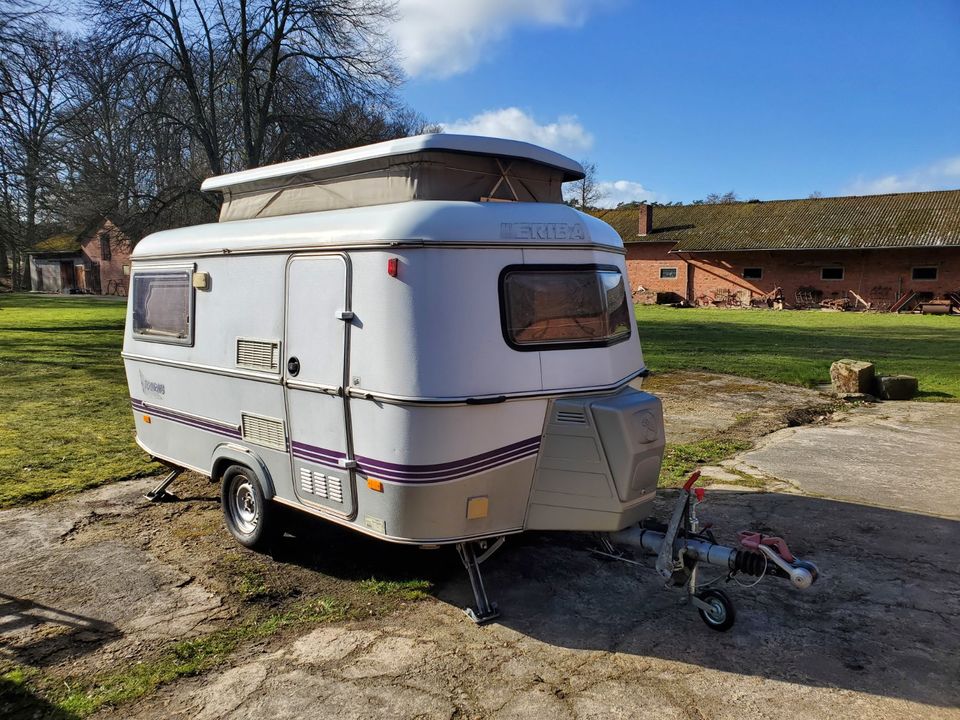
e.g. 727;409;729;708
284;254;356;518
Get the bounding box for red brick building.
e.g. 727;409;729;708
28;219;134;295
594;190;960;310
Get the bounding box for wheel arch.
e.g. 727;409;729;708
211;443;276;499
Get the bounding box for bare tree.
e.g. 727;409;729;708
564;160;604;210
94;0;402;175
692;190;738;205
0;27;73;288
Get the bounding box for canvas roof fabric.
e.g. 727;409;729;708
594;189;960;252
202;134;585;223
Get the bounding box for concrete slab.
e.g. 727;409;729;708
739;402;960;518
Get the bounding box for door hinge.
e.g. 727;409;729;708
336;310;355;321
338;458;358;469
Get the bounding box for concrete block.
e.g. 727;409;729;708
830;359;875;395
877;375;918;401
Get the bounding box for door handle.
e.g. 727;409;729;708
287;357;300;376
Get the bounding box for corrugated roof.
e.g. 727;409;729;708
591;189;960;251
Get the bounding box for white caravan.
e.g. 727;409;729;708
124;135;818;627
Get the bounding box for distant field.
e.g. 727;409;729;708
0;294;157;507
635;305;960;399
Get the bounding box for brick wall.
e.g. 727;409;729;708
80;220;133;294
625;243;960;308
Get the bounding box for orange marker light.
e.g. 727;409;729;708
142;415;152;423
367;478;384;492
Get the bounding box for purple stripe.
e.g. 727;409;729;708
290;441;346;462
361;446;540;484
132;399;242;439
356;435;541;473
292;444;539;483
357;438;541;480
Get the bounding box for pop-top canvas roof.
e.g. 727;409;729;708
202;134;585;222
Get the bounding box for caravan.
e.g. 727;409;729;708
124;134;817;627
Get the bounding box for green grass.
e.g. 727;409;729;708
636;305;960;399
0;294;158;508
358;578;433;601
658;439;753;487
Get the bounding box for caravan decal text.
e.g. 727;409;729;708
500;222;585;241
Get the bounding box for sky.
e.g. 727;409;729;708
390;0;960;206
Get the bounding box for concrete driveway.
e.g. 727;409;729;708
735;402;960;517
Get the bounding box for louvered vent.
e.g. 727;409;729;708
236;338;280;372
556;409;587;425
298;467;344;503
241;413;286;450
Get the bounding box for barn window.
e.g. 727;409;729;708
821;267;844;281
742;267;763;279
131;268;195;345
499;264;632;350
99;233;111;261
912;267;938;281
659;267;678;280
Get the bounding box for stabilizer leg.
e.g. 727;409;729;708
456;541;501;624
145;468;183;502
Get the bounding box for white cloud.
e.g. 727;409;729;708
594;180;664;208
844;155;960;195
441;107;594;157
392;0;598;78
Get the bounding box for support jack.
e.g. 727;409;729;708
145;468;183;502
456;537;504;624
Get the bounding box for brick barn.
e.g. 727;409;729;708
28;219;134;295
595;189;960;311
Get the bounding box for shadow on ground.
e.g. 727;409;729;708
276;490;960;709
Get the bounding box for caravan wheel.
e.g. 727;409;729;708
221;465;276;550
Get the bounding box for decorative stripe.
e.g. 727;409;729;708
293;436;541;483
131;398;241;439
132;397;542;484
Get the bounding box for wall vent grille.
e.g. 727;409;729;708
298;467;344;503
236;338;280;372
556;410;587;425
241;413;286;451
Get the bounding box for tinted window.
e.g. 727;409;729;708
501;266;632;350
132;270;194;344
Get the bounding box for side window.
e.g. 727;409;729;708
499;265;632;351
659;267;678;279
99;233;112;261
131;269;195;345
742;267;762;279
821;267;844;281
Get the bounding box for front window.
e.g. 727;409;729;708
132;268;195;345
499;265;632;350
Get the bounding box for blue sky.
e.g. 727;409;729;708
392;0;960;206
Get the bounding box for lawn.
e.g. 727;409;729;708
635;305;960;400
0;294;157;508
1;295;957;509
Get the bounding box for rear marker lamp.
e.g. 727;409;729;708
143;415;152;424
367;478;384;492
387;258;398;277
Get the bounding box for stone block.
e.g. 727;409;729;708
830;359;875;395
877;375;918;401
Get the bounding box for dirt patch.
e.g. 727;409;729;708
640;371;836;445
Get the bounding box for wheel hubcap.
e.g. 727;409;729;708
706;599;726;624
232;481;259;534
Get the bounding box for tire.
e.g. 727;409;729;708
697;589;736;632
221;464;276;551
